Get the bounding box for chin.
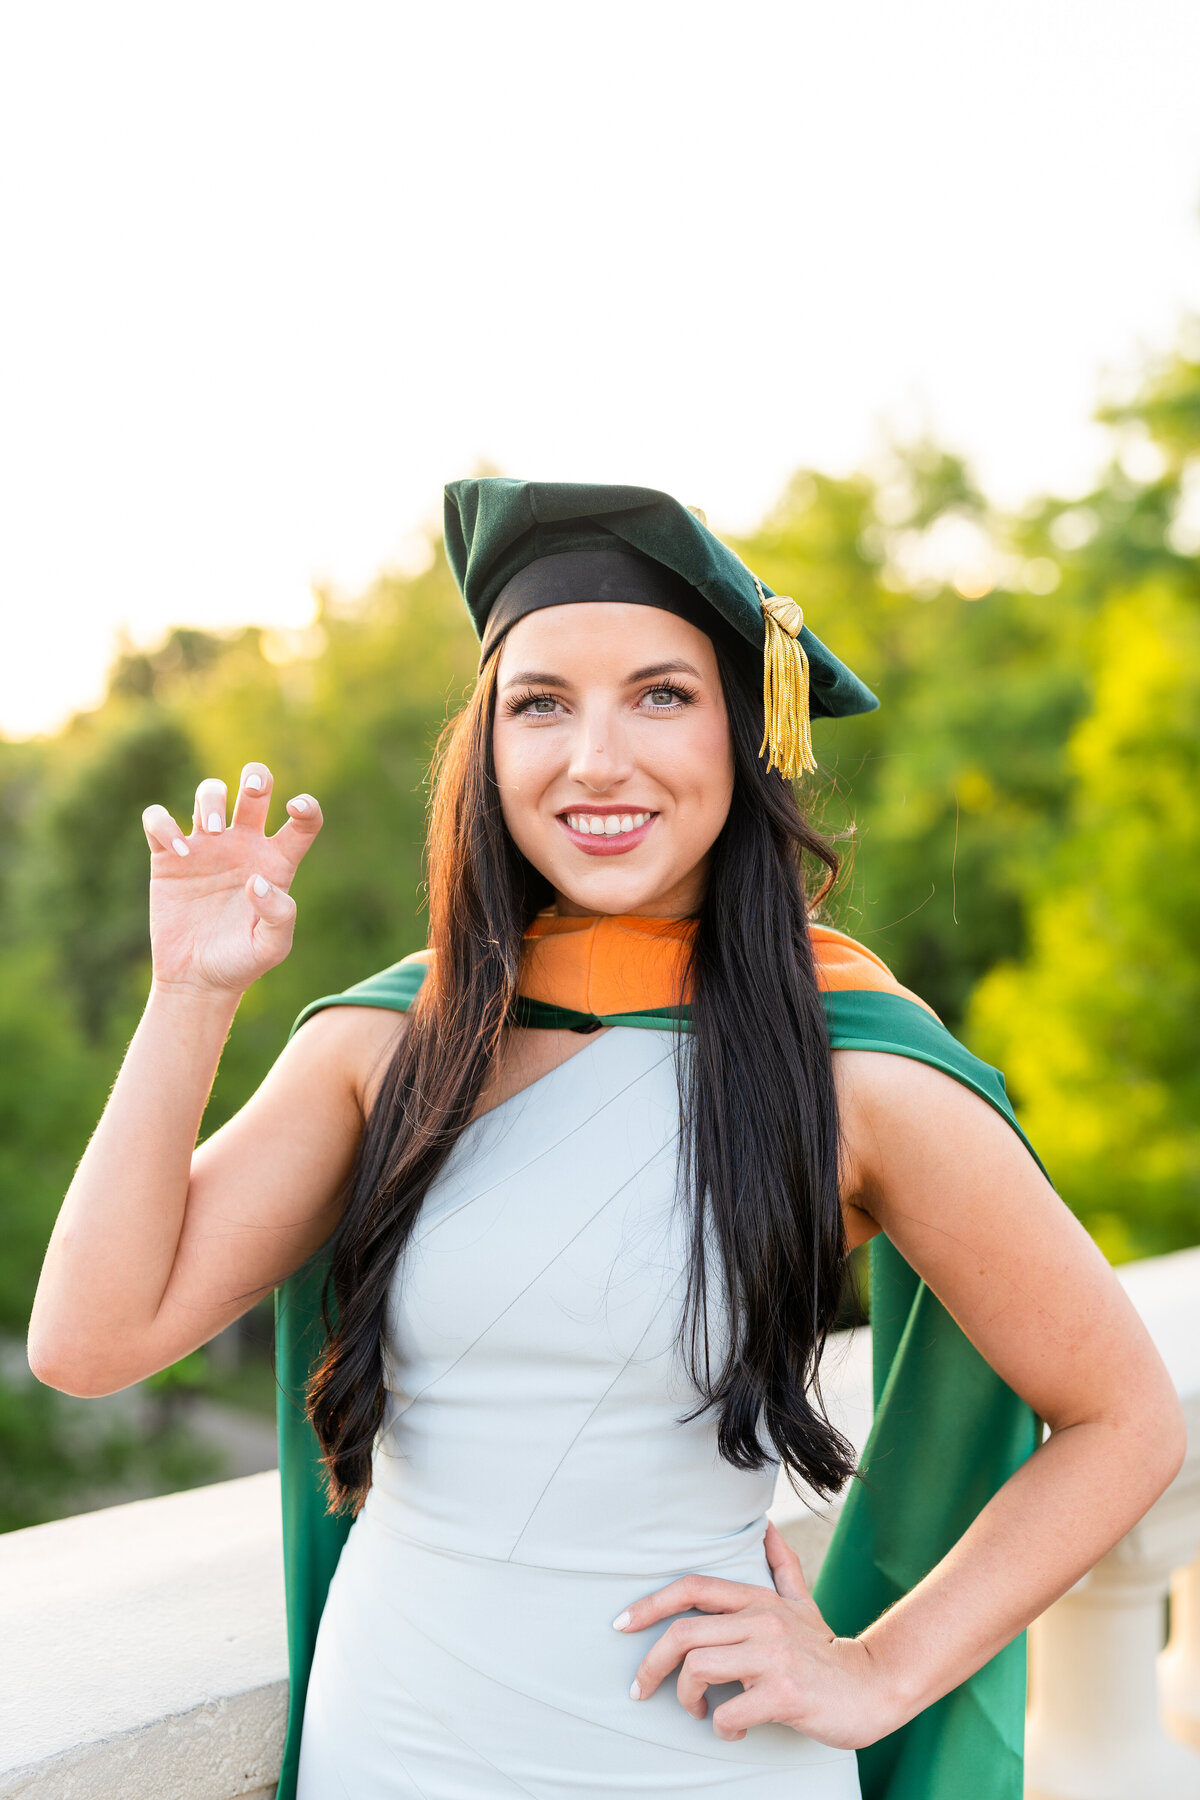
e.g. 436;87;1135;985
546;858;677;918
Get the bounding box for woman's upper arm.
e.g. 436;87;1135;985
145;1002;406;1367
834;1049;1182;1457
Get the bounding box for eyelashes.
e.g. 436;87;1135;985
503;688;558;717
503;681;700;719
646;681;700;708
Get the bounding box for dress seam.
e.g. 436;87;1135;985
383;1132;680;1427
407;1043;678;1250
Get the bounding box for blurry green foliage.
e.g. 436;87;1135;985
36;711;201;1043
1;326;1198;1524
968;548;1200;1252
0;1372;221;1532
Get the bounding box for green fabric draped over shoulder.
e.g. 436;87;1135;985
272;961;1046;1800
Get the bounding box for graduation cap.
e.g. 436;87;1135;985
443;477;879;780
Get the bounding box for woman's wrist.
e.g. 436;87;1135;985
148;975;245;1023
852;1622;938;1738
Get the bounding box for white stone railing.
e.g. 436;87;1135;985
0;1473;285;1799
1023;1246;1200;1800
2;1247;1198;1799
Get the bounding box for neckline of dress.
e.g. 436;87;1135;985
464;1018;678;1133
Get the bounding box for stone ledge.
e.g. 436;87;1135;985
0;1472;285;1800
1;1688;285;1800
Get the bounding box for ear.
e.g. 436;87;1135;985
763;1518;812;1603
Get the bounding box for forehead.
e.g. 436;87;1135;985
495;601;718;680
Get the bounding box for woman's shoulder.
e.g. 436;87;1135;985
287;949;432;1114
810;923;1026;1136
288;948;433;1038
816;926;1050;1237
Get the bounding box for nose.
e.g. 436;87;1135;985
566;696;634;792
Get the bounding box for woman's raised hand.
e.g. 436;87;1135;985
141;763;323;998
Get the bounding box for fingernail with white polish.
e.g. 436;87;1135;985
207;812;223;833
612;1611;631;1631
244;773;263;790
253;876;270;896
629;1679;642;1701
172;838;189;857
289;796;309;814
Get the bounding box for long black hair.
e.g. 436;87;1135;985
307;622;857;1511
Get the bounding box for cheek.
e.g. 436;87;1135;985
492;725;557;838
655;712;735;840
685;710;735;801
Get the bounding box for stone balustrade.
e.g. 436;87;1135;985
0;1473;286;1800
1;1247;1197;1799
1025;1245;1200;1800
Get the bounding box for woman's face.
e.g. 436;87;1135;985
492;601;735;918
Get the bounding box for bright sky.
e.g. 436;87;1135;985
3;1;1199;739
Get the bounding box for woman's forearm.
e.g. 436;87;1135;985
860;1402;1186;1730
27;979;242;1393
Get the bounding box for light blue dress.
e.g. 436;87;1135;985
296;1027;862;1798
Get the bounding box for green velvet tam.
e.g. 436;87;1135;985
443;477;879;722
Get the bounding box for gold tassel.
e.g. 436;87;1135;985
755;580;817;778
687;506;816;778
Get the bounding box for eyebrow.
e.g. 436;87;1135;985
500;659;704;689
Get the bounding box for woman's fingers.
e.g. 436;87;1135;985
630;1612;749;1704
245;872;298;949
613;1573;762;1634
271;792;324;866
675;1644;755;1719
763;1518;811;1603
144;768;321;876
142;804;191;858
230;762;273;831
193;777;228;837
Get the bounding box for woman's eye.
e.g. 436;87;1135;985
527;696;558;714
646;686;684;707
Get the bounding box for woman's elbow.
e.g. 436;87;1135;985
25;1333;131;1399
1151;1390;1189;1493
1119;1379;1190;1504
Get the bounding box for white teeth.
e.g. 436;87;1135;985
565;811;653;835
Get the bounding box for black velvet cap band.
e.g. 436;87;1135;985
479;547;710;667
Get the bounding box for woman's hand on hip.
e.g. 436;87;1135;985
141;761;322;998
614;1519;894;1749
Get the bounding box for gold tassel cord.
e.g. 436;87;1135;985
756;583;818;778
687;508;817;780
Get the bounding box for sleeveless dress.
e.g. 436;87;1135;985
295;1024;862;1798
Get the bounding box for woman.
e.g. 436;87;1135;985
30;479;1185;1800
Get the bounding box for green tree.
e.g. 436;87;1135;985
968;572;1200;1259
738;450;1094;1027
965;336;1200;1259
35;710;200;1043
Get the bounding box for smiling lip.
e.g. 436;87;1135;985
555;809;659;857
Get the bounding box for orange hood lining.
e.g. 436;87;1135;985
403;912;937;1020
